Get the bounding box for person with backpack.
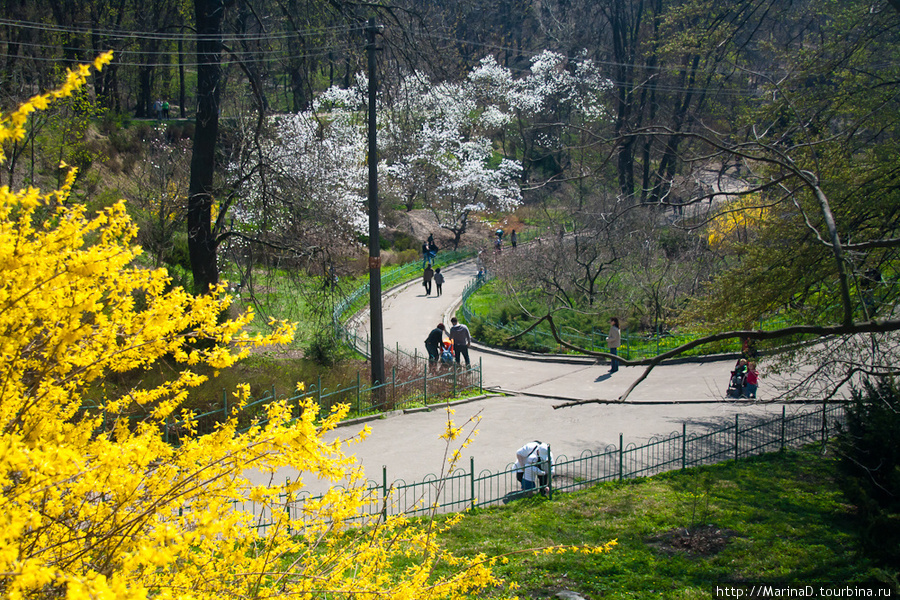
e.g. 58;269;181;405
433;267;445;296
515;441;552;493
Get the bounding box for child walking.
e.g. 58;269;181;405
745;361;759;399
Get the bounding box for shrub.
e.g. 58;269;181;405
835;377;900;566
0;54;521;600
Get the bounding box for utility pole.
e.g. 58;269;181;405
366;18;386;392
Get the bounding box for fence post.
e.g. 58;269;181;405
317;374;322;407
470;456;476;511
734;414;739;462
821;401;828;447
547;444;553;501
681;422;687;470
382;465;388;522
285;477;292;535
223;388;228;417
781;405;786;452
479;357;483;393
356;371;361;414
452;364;457;397
392;367;396;406
423;364;428;405
618;433;624;481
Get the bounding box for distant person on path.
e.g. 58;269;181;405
607;317;621;373
449;317;472;367
515;441;552;494
162;101;170;119
434;267;444;296
510;229;517;249
424;323;446;364
422;241;438;268
423;264;434;296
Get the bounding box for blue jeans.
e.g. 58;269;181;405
610;347;618;372
521;478;536;491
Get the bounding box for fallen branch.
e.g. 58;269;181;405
506;315;900;406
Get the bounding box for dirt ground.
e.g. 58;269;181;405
388;209;517;250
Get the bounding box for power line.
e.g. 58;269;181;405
0;46;350;68
0;18;365;43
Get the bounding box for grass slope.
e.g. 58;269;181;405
436;448;889;599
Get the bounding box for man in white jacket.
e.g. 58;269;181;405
515;441;552;493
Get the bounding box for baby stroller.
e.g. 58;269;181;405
726;362;748;398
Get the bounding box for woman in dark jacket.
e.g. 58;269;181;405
424;323;446;363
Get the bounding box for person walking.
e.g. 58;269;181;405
423;264;434;296
424;323;446;364
434;267;445;296
449;317;472;367
607;317;621;373
510;229;517;249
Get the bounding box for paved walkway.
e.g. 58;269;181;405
249;258;804;492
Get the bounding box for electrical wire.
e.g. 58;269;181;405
0;18;365;43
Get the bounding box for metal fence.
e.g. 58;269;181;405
84;345;483;445
459;273;711;359
242;402;844;531
333;247;477;350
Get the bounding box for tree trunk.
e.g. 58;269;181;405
187;0;224;294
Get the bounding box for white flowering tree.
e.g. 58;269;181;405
468;51;611;181
224;105;369;344
378;52;611;248
234;51;611;260
232;110;367;252
381;74;523;248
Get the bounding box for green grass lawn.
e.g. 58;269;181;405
432;448;893;599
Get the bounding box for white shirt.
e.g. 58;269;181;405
515;441;552;482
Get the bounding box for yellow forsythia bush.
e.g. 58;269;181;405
706;192;772;250
0;55;517;599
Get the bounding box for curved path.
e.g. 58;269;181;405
251;258;803;491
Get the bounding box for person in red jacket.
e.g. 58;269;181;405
745;361;759;399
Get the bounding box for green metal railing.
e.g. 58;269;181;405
461;274;743;359
462;273;900;360
333;247;477;346
240;402;844;531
